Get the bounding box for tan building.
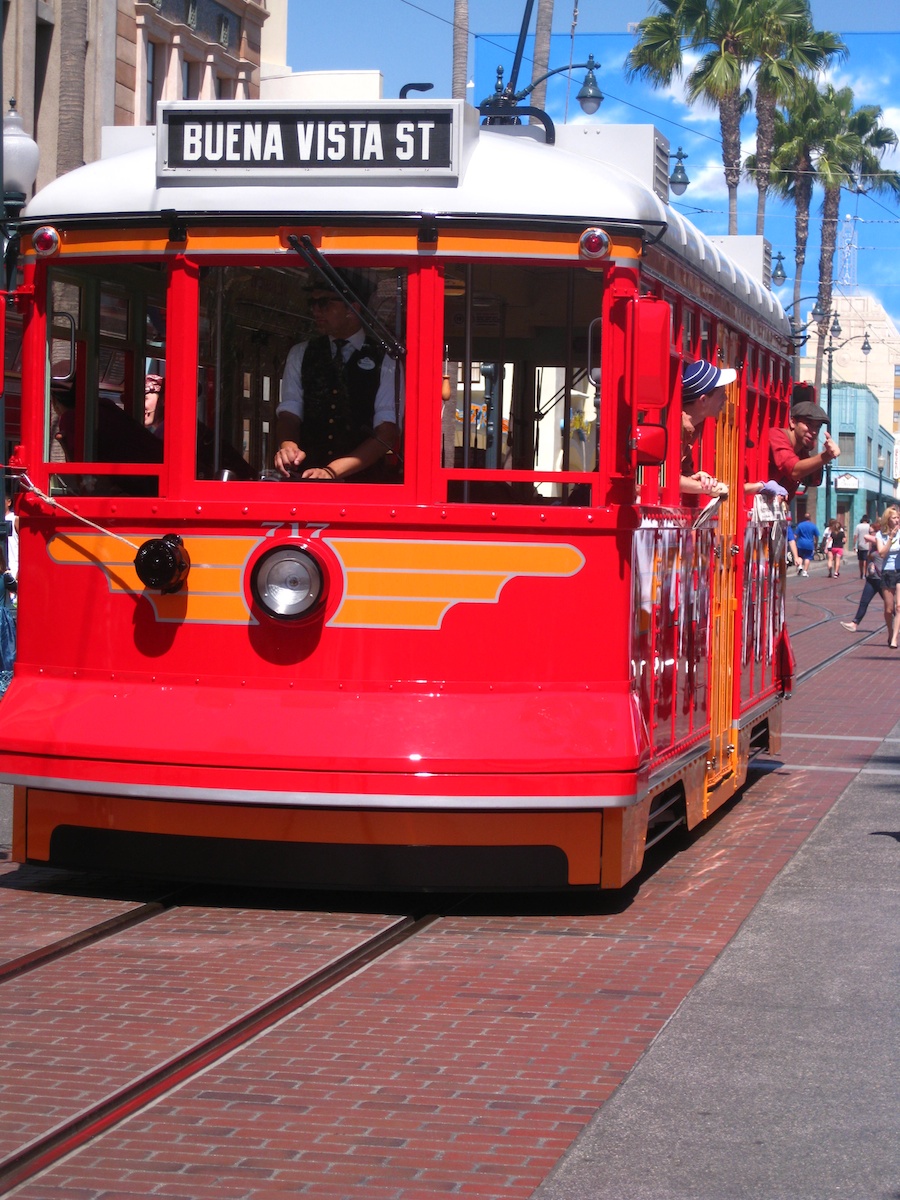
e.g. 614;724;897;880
797;291;900;495
799;293;900;440
2;0;270;194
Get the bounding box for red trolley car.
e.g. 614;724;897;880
0;99;792;889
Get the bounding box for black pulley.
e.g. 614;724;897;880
134;533;191;593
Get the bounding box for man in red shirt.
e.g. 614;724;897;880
769;395;839;501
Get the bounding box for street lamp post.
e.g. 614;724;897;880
479;57;603;138
1;97;40;554
783;296;825;382
877;452;885;516
823;313;871;525
478;0;602;138
824;325;836;525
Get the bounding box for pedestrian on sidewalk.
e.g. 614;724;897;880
840;547;885;635
874;506;900;648
826;519;845;577
794;515;819;577
853;513;871;579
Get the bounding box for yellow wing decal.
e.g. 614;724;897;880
47;533;258;624
47;533;585;630
325;538;585;629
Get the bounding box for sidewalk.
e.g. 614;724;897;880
533;650;900;1199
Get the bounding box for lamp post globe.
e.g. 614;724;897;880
3;99;40;211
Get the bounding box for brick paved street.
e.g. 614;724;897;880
1;563;897;1198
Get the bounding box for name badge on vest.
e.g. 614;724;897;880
357;356;377;371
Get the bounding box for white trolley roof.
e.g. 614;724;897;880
24;99;788;333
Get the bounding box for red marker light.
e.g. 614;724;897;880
580;228;610;259
32;227;60;256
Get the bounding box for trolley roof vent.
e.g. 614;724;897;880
554;125;672;203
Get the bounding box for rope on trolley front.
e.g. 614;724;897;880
17;474;142;551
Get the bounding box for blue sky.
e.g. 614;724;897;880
286;3;900;324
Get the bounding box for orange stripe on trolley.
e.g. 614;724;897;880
26;227;642;262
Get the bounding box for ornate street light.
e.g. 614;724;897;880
1;96;40;552
824;322;871;524
783;294;827;381
772;252;787;286
479;0;602;139
668;148;690;196
3;98;40;288
480;57;603;133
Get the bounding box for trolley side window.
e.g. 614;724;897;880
197;264;406;482
441;264;603;504
46;264;167;496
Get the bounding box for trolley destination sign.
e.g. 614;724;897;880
158;101;462;181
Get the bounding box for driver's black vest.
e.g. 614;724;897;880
300;334;385;468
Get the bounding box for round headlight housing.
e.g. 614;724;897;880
252;545;324;620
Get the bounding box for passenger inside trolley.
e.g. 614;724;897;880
145;371;254;481
143;374;164;434
768;390;839;500
679;358;735;497
274;270;403;482
51;379;162;466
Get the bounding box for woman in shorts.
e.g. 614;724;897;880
875;506;900;648
826;518;846;578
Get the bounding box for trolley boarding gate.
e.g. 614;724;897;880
0;100;793;890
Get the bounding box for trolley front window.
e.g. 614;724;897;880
197;264;406;483
441;263;604;504
46;263;167;496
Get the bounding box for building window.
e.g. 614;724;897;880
839;432;856;463
146;42;158;125
182;59;200;100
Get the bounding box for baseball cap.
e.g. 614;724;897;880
790;399;829;423
682;359;738;401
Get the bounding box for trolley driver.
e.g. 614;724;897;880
274;271;402;482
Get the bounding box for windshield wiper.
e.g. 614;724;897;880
287;234;406;362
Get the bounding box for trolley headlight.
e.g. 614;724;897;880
252;545;324;620
134;533;191;594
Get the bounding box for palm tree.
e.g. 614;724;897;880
626;0;843;236
58;0;88;174
452;0;469;101
746;78;824;327
627;0;755;235
530;0;554;112
810;88;900;389
747;2;844;235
